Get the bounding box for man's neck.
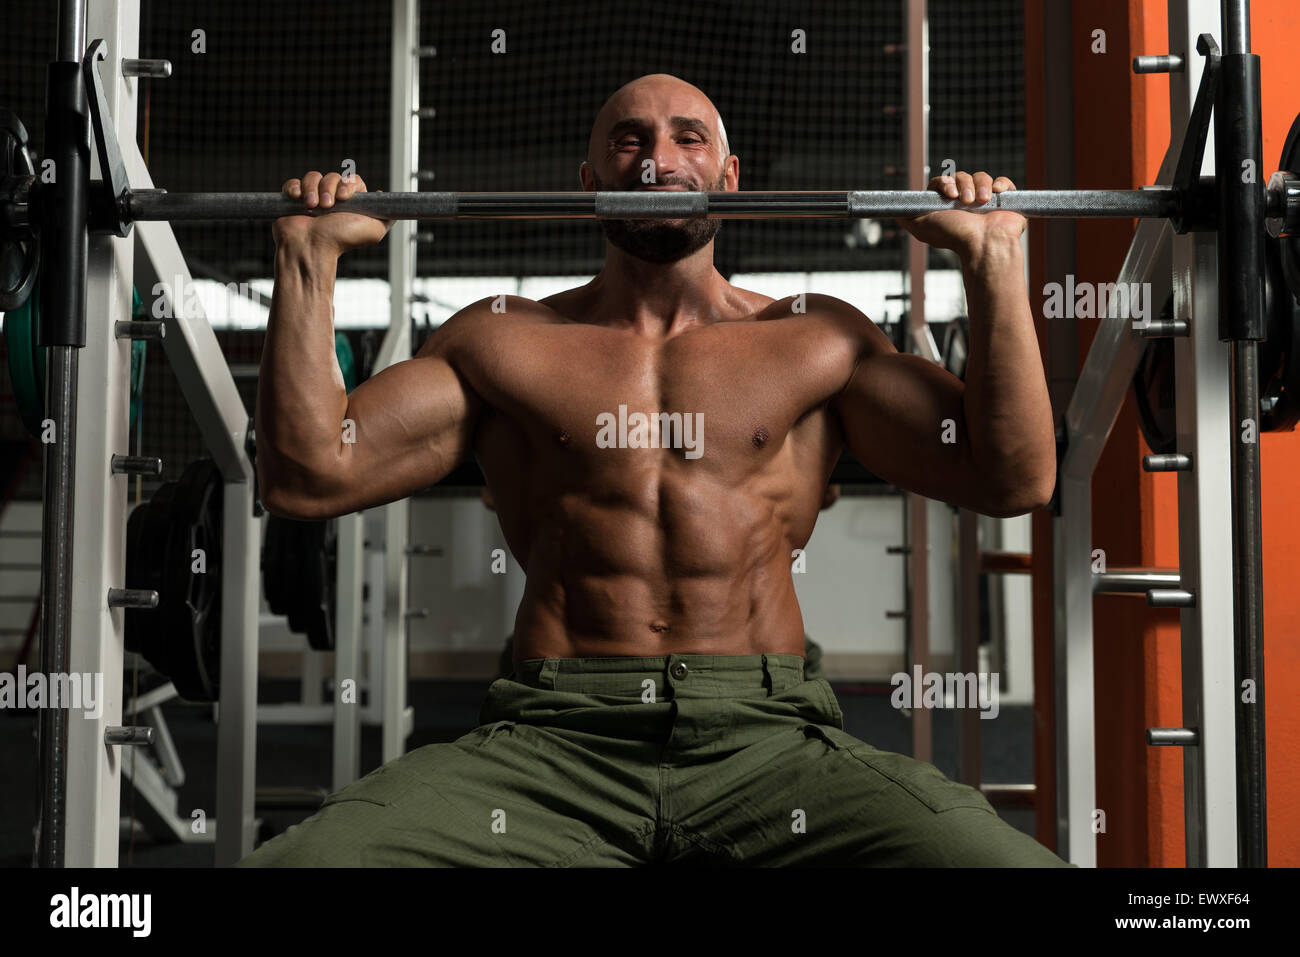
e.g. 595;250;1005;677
589;241;730;336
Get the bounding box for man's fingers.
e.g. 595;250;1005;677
336;173;366;201
318;172;344;207
300;170;323;207
927;175;959;199
954;171;976;204
282;178;302;199
928;171;1016;204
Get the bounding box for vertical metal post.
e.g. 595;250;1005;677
59;0;141;866
216;478;259;864
332;512;364;789
1052;476;1096;866
35;0;89;870
1216;0;1267;868
1167;0;1236;867
905;0;932;764
1040;0;1076;861
380;0;418;761
955;508;981;786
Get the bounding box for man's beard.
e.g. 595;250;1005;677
593;170;726;264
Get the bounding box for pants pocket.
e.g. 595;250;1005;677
802;724;994;815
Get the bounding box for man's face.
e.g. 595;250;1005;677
584;78;735;263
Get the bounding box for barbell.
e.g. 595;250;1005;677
125;187;1187;222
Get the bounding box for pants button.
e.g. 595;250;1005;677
670;661;689;680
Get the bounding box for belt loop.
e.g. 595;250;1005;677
760;654;774;694
538;658;560;690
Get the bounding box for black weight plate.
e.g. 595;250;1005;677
1133;295;1178;455
125;481;177;660
161;460;222;702
262;516;337;651
127;461;223;703
1260;234;1300;432
1278;111;1300;311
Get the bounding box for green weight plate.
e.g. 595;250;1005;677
4;278;44;437
335;331;357;393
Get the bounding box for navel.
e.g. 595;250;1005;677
649;620;671;634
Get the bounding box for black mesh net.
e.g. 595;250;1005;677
1;0;1023;500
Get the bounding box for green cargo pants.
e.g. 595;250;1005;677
237;654;1072;867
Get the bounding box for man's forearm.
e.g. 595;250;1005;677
959;234;1056;508
256;240;350;497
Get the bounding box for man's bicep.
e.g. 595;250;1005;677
835;352;987;509
324;349;481;513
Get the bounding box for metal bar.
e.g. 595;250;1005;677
956;508;981;788
1060;217;1174;480
36;351;75;869
905;0;933;767
36;0;89;872
1220;0;1250;55
1149;588;1196;607
981;783;1037;809
905;493;930;764
57;0;86;62
1092;568;1181;593
1167;0;1236;868
1134;55;1186;74
332;512;364;791
379;0;418;765
1230;338;1266;866
124;188;1184;223
1150;728;1199;746
215;479;258;865
1216;0;1267;869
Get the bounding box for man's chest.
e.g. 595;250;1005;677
466;318;851;463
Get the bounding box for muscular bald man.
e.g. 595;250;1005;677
241;74;1068;867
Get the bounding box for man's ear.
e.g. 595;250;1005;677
726;153;740;191
579;161;593;191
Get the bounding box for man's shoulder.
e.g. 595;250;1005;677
737;290;876;337
452;293;573;325
416;294;569;359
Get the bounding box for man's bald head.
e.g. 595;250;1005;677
586;73;731;173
